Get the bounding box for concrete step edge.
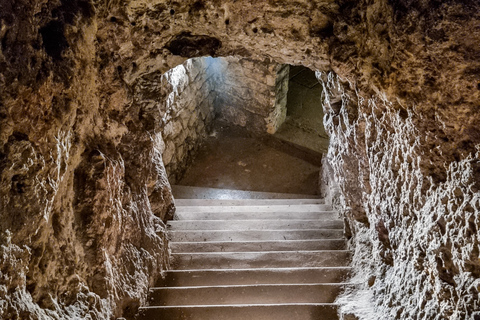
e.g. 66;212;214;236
163;266;353;273
155;267;353;286
140;303;339;309
173;210;337;213
170;239;346;244
169;228;345;232
175;205;333;212
169;230;345;242
172;250;352;255
173;213;341;220
138;304;340;319
174;199;326;206
171;185;321;200
169;228;344;232
173;212;340;219
168;219;343;222
167;218;343;229
149;283;354;290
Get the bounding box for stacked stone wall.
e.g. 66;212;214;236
157;58;216;183
213;57;287;134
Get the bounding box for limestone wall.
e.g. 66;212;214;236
136;57;216;184
320;71;480;320
212;57;288;134
0;1;172;319
161;58;215;184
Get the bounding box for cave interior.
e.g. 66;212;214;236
0;0;479;319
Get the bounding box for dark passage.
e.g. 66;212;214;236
275;65;329;154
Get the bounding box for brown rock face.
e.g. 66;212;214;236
1;0;171;319
1;0;479;319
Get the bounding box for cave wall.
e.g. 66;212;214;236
320;72;480;319
0;1;172;319
1;0;479;319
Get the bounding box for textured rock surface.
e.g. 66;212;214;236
142;57;216;183
153;56;286;182
213;57;288;134
1;1;171;319
1;0;479;319
321;72;480;320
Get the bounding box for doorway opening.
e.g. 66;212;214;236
274;65;329;155
160;57;329;196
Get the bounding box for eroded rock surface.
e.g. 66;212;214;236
1;1;171;319
1;0;479;319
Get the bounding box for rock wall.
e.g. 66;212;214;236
135;57;217;184
320;72;480;320
213;57;288;134
314;2;480;318
1;1;172;319
1;0;479;319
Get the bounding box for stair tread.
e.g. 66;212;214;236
151;283;351;289
170;229;344;242
170;239;345;243
170;219;341;221
164;266;353;272
148;283;347;305
175;204;332;213
171;251;351;269
175;199;325;206
141;303;338;308
169;228;343;231
168;220;343;231
172;185;320;199
169;219;342;222
137;195;349;320
138;303;339;320
157;268;352;286
173;249;351;254
175;211;339;220
170;239;346;252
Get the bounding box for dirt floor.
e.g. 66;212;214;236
177;124;321;195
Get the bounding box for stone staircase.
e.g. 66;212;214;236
137;188;351;320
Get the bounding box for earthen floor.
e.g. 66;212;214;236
177;124;320;195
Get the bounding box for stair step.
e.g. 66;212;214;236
138;304;339;320
138;192;349;320
157;267;352;287
168;219;344;231
172;185;320;200
175;211;339;220
170;229;343;242
170;239;346;253
148;283;346;306
171;251;351;269
175;198;325;206
175;204;333;213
